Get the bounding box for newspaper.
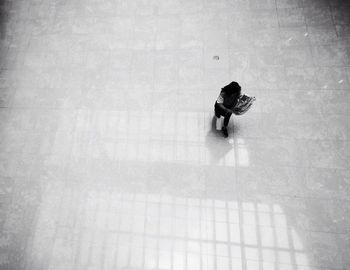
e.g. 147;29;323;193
232;95;256;115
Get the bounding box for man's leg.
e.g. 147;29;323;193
215;103;232;137
221;111;232;137
223;111;232;127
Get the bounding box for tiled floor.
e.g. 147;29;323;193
1;0;350;269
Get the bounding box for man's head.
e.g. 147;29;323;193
222;81;241;95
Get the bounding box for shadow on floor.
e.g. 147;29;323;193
205;115;235;165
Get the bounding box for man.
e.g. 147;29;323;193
214;81;241;137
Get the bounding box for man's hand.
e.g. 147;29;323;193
226;109;234;115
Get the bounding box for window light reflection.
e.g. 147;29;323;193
30;187;311;270
72;110;251;167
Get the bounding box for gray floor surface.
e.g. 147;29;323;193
1;0;350;269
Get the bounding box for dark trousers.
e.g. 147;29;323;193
214;102;232;127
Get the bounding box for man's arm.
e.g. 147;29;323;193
217;93;233;114
217;103;233;114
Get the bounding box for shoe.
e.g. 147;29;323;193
222;126;228;137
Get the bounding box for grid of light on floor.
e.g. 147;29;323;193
29;187;309;270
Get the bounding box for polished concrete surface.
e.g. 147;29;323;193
1;0;350;269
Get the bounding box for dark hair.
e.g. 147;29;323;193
222;81;241;95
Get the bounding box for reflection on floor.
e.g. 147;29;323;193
29;184;308;270
1;0;350;269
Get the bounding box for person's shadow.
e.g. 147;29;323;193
204;116;235;165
